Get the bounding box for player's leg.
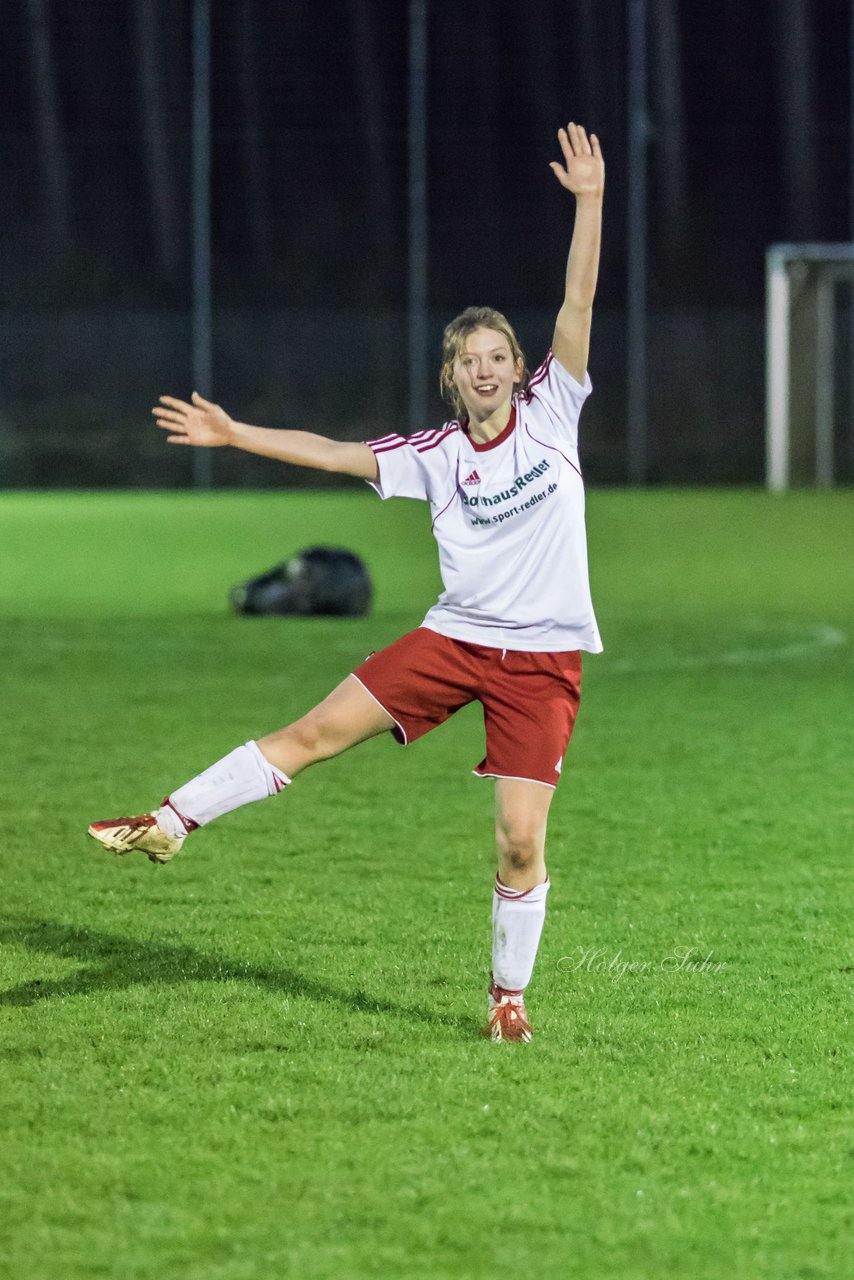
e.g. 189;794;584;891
257;674;395;777
494;776;552;890
488;778;554;1041
87;675;393;861
476;647;581;1041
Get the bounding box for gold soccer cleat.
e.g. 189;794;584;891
87;812;185;864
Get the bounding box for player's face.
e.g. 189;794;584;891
452;328;522;419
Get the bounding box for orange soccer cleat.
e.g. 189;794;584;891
487;978;533;1043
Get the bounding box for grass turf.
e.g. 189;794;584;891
0;488;852;1280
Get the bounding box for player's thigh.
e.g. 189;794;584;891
260;673;394;758
494;777;555;855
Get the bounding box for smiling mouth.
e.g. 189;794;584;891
475;385;498;395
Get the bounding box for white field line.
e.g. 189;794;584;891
603;625;848;675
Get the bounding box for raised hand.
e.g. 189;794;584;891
549;122;604;199
152;391;234;447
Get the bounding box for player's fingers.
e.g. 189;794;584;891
166;435;191;445
576;124;593;155
152;406;186;423
159;395;193;412
191;390;211;407
567;121;581;155
591;133;603;159
549;161;570;188
557;126;573;163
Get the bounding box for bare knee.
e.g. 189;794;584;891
278;708;340;761
258;711;339;777
496;820;543;875
260;677;392;778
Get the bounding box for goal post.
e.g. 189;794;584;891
765;243;854;490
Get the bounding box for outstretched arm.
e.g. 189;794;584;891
152;392;379;481
549;122;605;384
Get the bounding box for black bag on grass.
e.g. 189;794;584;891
229;547;372;617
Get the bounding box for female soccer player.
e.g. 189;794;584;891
89;122;605;1043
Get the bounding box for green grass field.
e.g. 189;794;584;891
1;488;852;1280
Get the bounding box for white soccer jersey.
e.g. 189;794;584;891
365;352;603;653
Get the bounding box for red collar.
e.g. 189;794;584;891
462;403;517;453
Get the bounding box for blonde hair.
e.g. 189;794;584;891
439;306;529;418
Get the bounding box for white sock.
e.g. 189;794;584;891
491;875;550;996
161;741;290;830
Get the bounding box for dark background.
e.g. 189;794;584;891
1;0;850;487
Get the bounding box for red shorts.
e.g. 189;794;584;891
352;627;582;788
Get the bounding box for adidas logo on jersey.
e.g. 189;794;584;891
462;470;481;486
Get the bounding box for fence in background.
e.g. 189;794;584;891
3;1;851;489
0;306;774;489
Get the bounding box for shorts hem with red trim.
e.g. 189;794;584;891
352;626;582;788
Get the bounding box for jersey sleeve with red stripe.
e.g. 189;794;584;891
364;424;460;502
523;351;592;449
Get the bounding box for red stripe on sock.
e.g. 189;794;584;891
489;974;525;1000
163;797;199;833
494;874;550;900
494;874;535;900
